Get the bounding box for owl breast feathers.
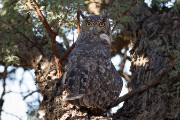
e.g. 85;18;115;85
62;13;123;112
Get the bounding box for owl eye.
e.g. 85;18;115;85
86;21;92;27
99;22;105;27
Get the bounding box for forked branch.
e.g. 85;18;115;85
29;0;82;77
60;10;82;62
30;0;62;77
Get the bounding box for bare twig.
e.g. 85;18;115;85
2;110;21;120
0;66;7;118
12;25;44;56
108;58;180;109
23;90;39;100
60;43;75;62
119;47;131;81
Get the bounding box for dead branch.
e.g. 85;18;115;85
108;58;180;109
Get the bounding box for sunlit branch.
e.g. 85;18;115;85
119;47;128;73
119;47;131;81
108;58;180;109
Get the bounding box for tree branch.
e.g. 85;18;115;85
60;43;75;63
108;58;180;109
31;0;57;39
23;90;39;100
119;47;131;81
29;1;82;77
60;10;82;63
119;47;128;73
0;66;7;118
0;61;5;66
0;19;45;56
30;0;62;77
77;10;81;36
2;110;21;120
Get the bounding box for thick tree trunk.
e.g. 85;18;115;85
115;4;180;120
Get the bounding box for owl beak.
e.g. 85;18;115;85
99;33;111;44
92;28;106;36
92;28;99;35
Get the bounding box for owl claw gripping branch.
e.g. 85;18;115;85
62;11;123;114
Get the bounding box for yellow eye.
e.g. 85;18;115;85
86;21;92;27
99;22;105;27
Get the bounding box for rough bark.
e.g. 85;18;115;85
115;4;180;120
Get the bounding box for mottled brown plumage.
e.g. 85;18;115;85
62;13;123;113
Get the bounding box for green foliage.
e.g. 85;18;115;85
108;0;137;30
170;1;180;13
0;0;85;66
0;0;178;67
0;0;34;65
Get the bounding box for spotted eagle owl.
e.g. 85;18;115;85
62;11;123;112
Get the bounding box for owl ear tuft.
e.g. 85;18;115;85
100;10;109;19
78;10;87;19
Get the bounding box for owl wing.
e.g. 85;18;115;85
62;45;100;100
62;44;123;109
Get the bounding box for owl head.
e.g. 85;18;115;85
79;11;111;36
